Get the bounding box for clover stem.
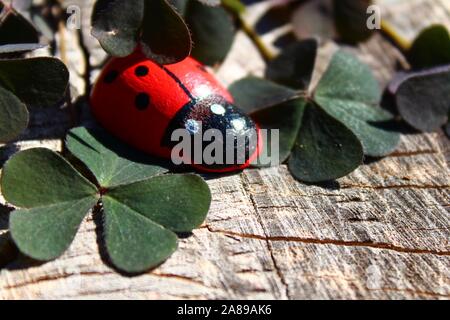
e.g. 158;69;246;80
98;187;108;196
239;16;275;62
380;19;412;52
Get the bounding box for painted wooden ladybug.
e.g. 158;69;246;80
91;51;261;172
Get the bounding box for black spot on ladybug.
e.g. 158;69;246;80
135;66;149;77
104;70;119;84
135;93;150;110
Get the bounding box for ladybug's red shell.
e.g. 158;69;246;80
91;51;261;172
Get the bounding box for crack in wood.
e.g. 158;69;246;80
388;149;439;157
240;173;291;300
205;226;450;257
3;270;113;290
368;287;450;299
341;184;450;190
152;273;217;289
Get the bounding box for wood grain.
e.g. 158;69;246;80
0;0;448;300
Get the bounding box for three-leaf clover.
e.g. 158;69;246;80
230;40;400;183
1;127;211;273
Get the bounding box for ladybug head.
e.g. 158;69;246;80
163;95;260;172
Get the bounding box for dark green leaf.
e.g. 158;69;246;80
229;76;297;113
0;57;69;107
289;104;363;183
103;196;178;273
251;99;305;166
10;197;98;261
0;86;28;143
408;25;450;69
0;43;46;54
66;127;168;188
395;65;450;132
91;0;145;57
333;0;374;44
314;51;400;157
266;40;318;90
0;2;39;45
108;174;211;233
141;0;192;64
1;148;97;208
186;0;235;65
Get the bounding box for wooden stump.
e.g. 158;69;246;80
0;0;448;299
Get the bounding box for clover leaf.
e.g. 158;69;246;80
92;0;192;64
141;0;192;64
183;0;236;65
230;42;399;182
265;40;318;90
0;1;39;45
393;65;450;132
1;127;211;273
407;25;450;70
230;76;297;113
2;148;99;260
92;0;236;66
66;127;168;187
314;50;400;157
0;86;28;143
289;103;363;182
387;25;450;132
91;0;145;58
0;57;69;143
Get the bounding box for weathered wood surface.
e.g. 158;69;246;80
0;0;449;300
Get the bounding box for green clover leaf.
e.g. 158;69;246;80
2;148;99;260
91;0;145;58
0;57;69;143
1;127;211;273
0;86;28;144
92;0;192;64
407;25;450;70
230;42;399;182
92;0;236;66
314;50;400;157
183;0;236;65
66;127;169;187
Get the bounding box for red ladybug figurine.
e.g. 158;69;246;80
91;51;262;173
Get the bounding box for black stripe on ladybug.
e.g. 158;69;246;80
162;95;258;171
159;64;195;101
